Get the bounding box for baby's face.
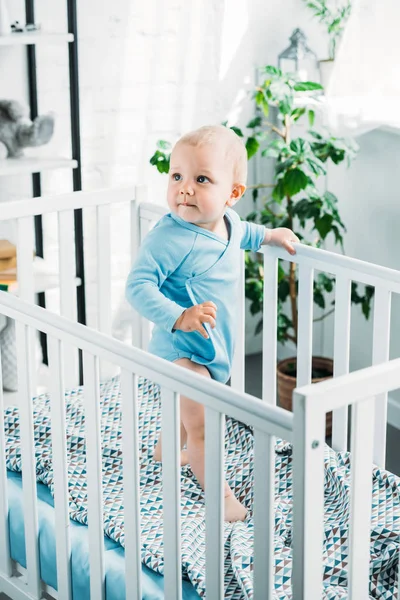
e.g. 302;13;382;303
167;141;238;229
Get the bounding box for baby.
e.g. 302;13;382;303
126;125;299;522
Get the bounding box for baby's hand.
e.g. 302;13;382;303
173;301;217;339
268;227;300;256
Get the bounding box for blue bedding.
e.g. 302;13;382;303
6;469;199;599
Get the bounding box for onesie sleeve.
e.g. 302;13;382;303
240;220;266;252
126;217;193;332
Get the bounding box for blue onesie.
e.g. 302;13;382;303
126;208;265;383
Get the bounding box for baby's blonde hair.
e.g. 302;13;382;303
176;125;248;184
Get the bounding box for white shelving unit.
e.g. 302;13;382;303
0;19;84;393
0;157;78;176
0;31;74;46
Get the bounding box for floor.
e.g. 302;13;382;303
1;353;399;599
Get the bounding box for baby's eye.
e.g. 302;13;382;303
172;173;182;181
197;175;210;184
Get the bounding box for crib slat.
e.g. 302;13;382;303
16;216;35;303
0;348;11;577
161;387;182;600
262;251;278;403
58;210;79;388
231;252;245;392
15;321;41;598
96;204;112;336
332;276;351;452
121;370;142;600
48;336;72;599
292;391;325;599
297;264;314;388
372;288;391;468
138;217;152;351
348;396;374;599
205;406;224;599
83;352;105;600
17;217;37;393
253;430;275;599
130;199;141;348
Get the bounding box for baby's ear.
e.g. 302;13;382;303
227;184;246;207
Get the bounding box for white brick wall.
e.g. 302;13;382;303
0;0;326;351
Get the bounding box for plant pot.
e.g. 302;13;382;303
318;59;335;92
277;356;333;436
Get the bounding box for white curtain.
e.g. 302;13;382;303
323;0;400;136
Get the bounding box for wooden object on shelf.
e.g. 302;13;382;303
0;256;16;271
0;239;16;259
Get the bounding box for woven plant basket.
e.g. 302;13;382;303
277;356;334;436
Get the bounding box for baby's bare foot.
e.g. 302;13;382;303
152;446;189;466
224;494;247;522
152;444;162;462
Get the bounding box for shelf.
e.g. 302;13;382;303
0;32;73;46
0;157;77;177
1;257;81;294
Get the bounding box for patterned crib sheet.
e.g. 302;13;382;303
3;376;399;599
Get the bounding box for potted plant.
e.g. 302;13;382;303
243;66;373;433
149;66;373;434
304;0;352;88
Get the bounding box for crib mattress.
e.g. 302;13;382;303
6;469;199;599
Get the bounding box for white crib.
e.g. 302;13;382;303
0;186;399;600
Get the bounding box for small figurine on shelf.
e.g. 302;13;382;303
11;20;41;33
0;99;55;158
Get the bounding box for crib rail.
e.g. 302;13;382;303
260;243;399;467
1;189;399;599
293;357;400;599
0;290;292;600
0;186;143;389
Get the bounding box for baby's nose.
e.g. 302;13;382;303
180;185;194;196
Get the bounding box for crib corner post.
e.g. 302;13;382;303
292;388;325;600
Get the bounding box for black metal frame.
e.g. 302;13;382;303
25;0;86;382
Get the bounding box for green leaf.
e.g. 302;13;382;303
313;287;325;309
283;168;309;197
279;98;292;116
246;136;260;159
246;211;258;222
291;107;306;122
230;126;244;137
254;90;270;116
272;180;285;202
149;150;170;174
308;110;315;126
276;157;296;175
278;279;290;302
246;116;262;129
306;157;326;176
264;65;282;76
290;138;310;156
314;214;334;239
254;319;263;335
157;140;172;150
293;81;323;92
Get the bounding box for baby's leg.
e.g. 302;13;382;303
153;421;188;465
175;358;247;522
